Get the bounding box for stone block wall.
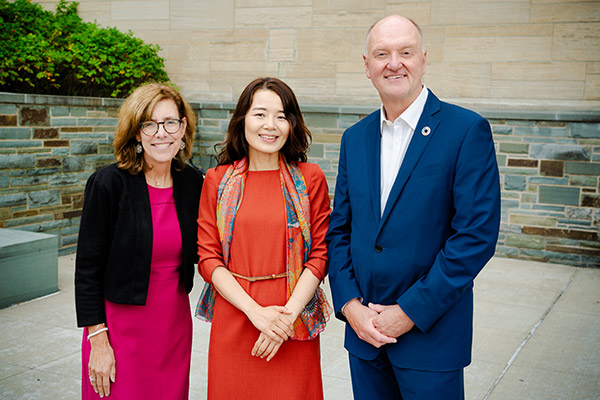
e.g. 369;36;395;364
488;111;600;267
1;93;599;266
30;0;600;110
0;93;122;255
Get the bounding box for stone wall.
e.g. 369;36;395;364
0;93;122;255
1;93;599;266
30;0;600;110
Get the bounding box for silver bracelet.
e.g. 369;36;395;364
87;327;108;340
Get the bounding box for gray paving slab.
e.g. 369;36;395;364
0;255;598;400
464;359;506;400
487;366;600;400
0;368;80;400
0;362;28;382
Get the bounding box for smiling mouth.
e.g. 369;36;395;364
152;143;172;149
259;134;278;141
386;74;406;79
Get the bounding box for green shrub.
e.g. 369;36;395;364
0;0;170;97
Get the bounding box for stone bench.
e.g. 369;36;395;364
0;228;58;308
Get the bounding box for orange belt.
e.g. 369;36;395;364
230;271;287;282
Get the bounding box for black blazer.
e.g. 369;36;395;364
75;163;204;327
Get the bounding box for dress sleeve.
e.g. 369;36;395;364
197;167;226;284
303;164;331;281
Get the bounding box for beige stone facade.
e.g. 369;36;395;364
32;0;599;110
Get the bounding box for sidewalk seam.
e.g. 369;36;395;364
481;269;577;400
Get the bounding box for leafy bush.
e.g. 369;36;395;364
0;0;170;97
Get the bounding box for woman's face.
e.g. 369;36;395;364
244;89;290;164
136;99;186;169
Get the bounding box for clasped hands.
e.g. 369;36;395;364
246;304;296;362
344;299;415;348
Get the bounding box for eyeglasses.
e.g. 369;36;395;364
139;119;182;136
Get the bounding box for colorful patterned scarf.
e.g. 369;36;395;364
195;156;331;340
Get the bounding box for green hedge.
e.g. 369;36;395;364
0;0;170;98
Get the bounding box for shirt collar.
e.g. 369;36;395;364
379;85;429;132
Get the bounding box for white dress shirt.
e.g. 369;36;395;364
379;86;429;215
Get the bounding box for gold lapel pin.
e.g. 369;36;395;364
421;126;431;136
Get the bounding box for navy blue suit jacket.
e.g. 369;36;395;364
326;90;500;371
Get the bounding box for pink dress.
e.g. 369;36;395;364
82;185;192;399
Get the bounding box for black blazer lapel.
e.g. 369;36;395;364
379;91;442;229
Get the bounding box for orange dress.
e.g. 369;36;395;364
197;163;330;400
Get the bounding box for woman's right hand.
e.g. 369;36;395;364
252;332;284;361
209;267;294;341
88;328;116;398
246;305;294;342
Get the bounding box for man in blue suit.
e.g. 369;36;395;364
326;15;501;399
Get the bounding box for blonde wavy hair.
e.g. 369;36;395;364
113;83;197;174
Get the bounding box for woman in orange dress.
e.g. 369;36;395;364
195;77;332;399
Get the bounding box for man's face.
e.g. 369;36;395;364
364;16;427;114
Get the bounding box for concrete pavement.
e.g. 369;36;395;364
0;255;598;399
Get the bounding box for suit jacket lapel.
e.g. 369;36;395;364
365;111;382;224
379;91;441;229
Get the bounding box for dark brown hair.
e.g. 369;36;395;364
113;83;197;174
217;77;311;165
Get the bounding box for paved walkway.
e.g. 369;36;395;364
0;255;598;399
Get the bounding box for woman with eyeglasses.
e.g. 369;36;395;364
196;77;332;399
75;83;203;399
